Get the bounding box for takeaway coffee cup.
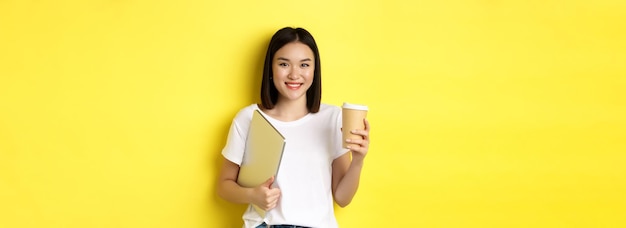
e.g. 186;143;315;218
342;102;368;149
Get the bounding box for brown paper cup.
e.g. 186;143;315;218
342;102;368;149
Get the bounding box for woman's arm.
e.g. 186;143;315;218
217;158;281;211
331;119;370;207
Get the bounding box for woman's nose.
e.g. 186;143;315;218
287;67;299;79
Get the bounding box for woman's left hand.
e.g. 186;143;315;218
346;118;370;162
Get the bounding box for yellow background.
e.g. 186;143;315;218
1;0;625;227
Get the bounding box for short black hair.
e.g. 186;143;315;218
260;27;322;113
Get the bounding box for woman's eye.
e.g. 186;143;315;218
301;63;309;67
279;63;288;67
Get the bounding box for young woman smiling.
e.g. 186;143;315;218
217;27;370;228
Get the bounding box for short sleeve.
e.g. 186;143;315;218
221;105;256;165
333;107;349;159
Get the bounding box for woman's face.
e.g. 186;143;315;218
272;42;315;104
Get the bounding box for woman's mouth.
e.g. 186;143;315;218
286;82;303;90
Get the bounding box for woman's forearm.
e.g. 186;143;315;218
217;180;253;204
333;158;364;207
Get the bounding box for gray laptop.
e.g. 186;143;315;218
237;109;286;188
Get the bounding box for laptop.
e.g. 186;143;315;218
237;109;286;188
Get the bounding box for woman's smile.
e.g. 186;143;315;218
285;82;303;90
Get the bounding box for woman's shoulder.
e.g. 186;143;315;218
232;104;260;122
240;103;260;113
319;103;341;112
317;103;341;118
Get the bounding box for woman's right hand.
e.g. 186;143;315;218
249;176;281;211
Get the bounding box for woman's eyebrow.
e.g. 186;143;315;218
276;57;312;62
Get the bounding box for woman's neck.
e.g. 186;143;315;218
263;99;309;122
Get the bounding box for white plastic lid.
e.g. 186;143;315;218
342;102;368;111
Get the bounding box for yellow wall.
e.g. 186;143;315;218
1;0;625;227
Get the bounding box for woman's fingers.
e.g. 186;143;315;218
253;182;281;211
346;138;367;146
346;119;370;156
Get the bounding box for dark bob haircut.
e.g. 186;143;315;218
260;27;322;113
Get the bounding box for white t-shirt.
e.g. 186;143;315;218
222;104;347;228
